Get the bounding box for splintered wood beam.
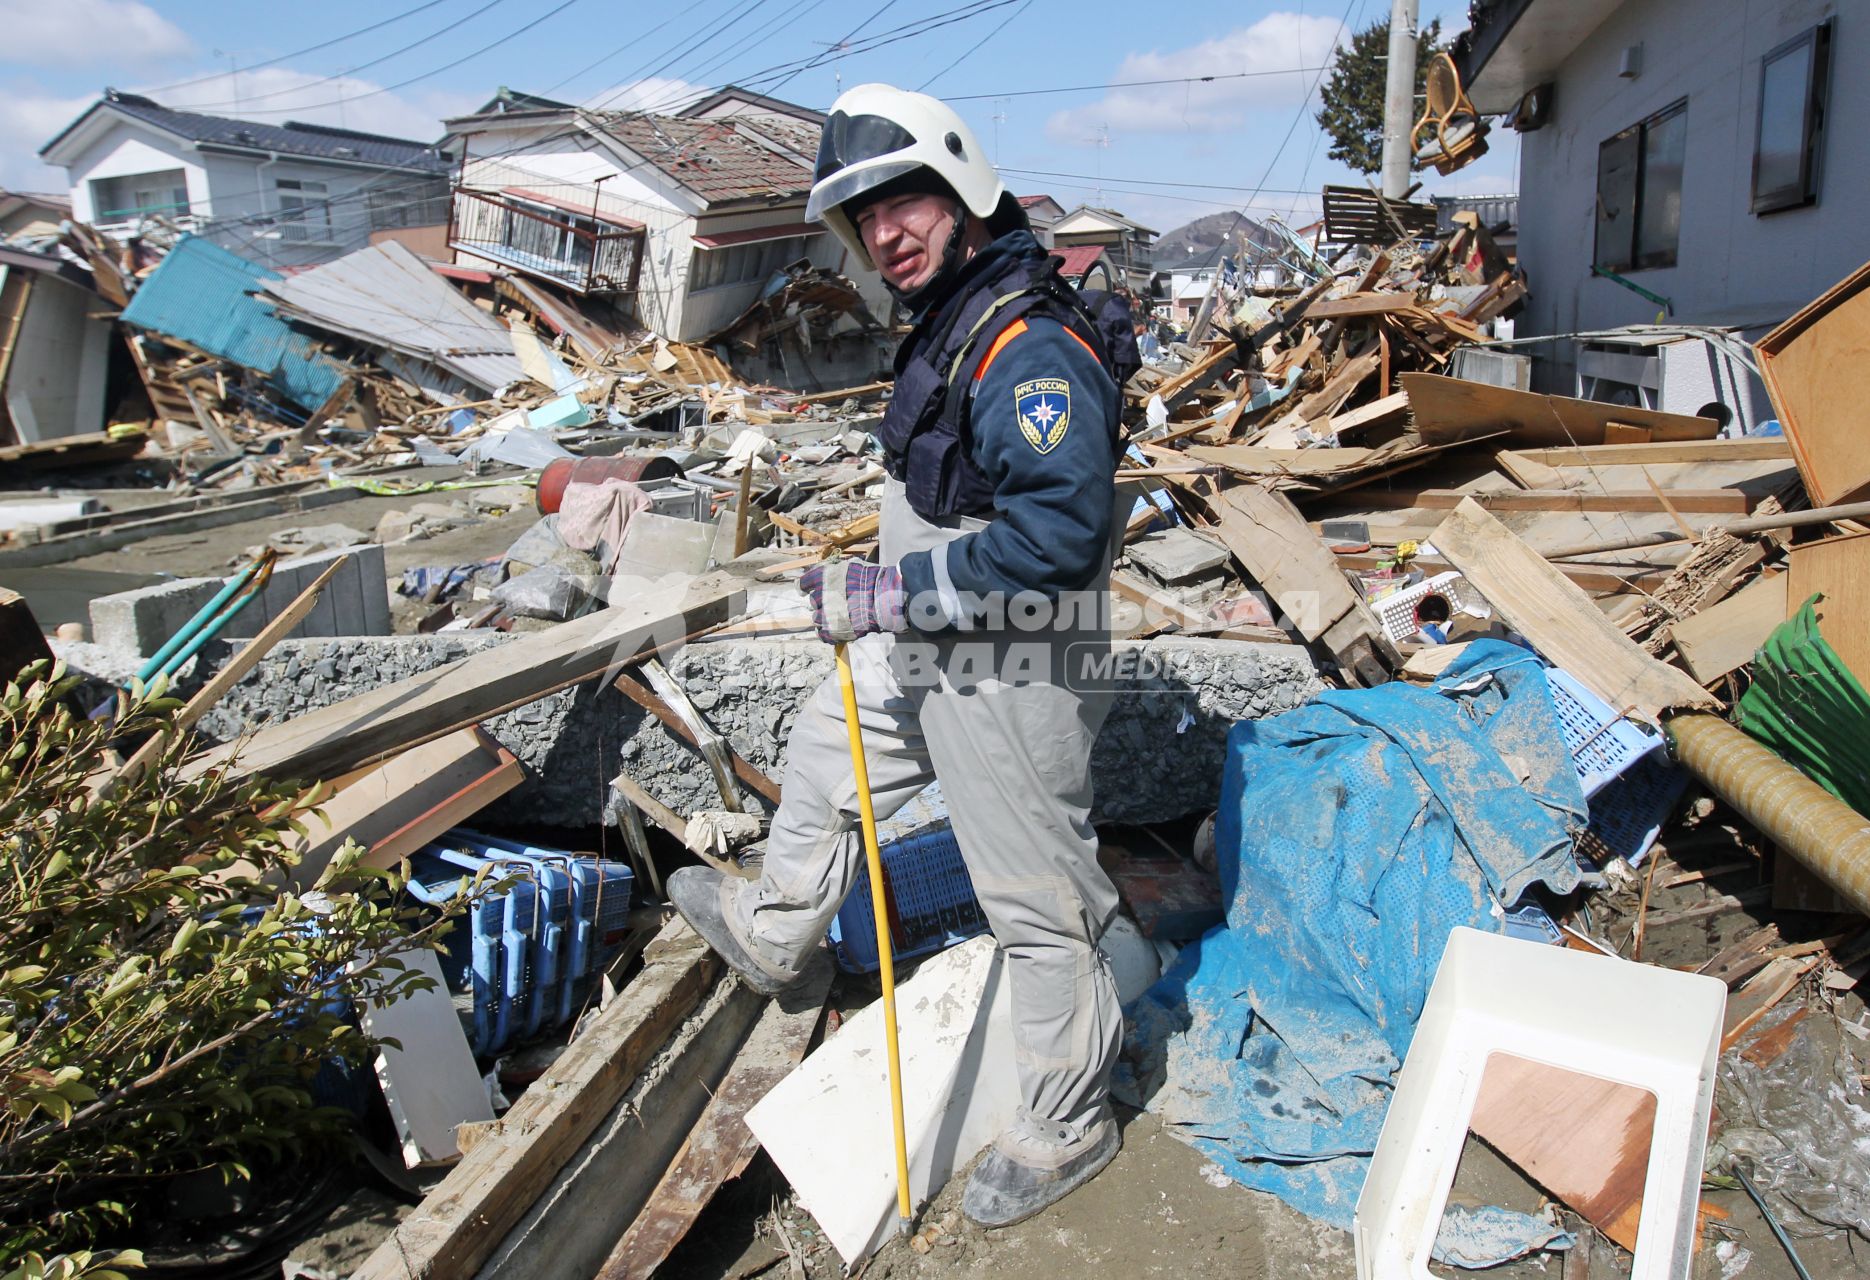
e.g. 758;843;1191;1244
1362;488;1752;515
186;575;743;784
594;957;835;1280
354;920;722;1280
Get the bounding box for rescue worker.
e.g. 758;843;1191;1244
668;82;1130;1228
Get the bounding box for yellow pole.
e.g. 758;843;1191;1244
835;642;915;1236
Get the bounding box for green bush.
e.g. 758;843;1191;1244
0;663;454;1261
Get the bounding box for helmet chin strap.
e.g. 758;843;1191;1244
886;200;973;316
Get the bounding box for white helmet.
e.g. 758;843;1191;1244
806;83;1009;271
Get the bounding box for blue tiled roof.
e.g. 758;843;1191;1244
119;234;349;412
42;91;450;173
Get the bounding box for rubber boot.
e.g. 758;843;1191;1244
962;1107;1120;1229
666;865;800;997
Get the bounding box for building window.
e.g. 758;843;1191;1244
1752;20;1831;215
90;169;189;221
689;236;809;293
276;178;332;243
1594;99;1686;272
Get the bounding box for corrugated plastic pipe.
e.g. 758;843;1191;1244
1666;711;1870;917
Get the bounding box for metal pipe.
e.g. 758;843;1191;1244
134;555;267;683
1666;711;1870;917
1379;0;1421;199
1545;499;1870;560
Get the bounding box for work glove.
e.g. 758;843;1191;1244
799;559;905;644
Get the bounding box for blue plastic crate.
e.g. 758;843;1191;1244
403;852;504;1055
1577;754;1688;868
827;785;990;975
1546;667;1666;796
448;829;634;1024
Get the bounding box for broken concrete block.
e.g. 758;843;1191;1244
612;510;715;578
223;543;391;642
89;576;222;660
1128;525;1231;584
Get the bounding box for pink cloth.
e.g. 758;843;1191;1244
556;478;653;574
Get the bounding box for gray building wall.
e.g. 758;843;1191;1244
1514;0;1864;390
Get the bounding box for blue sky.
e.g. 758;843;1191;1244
0;0;1518;239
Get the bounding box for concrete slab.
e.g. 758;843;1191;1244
88;576;221;660
1127;526;1231;584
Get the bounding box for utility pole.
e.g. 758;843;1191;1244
1379;0;1419;199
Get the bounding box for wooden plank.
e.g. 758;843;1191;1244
1321;390;1409;438
1427;498;1719;718
1365;488;1750;515
1755;257;1870;506
113;555;352;791
1401;373;1720;448
1720;955;1817;1053
1787;531;1870;685
1516;439;1794;467
594;957;834;1280
1494;449;1573;490
613;670;781;805
1208;485;1395;684
354;918;721;1280
1668;572;1788;683
1331;550;1670;596
1185;444;1376;476
1304;292;1419;319
1469;1052;1657;1252
186;575;743;784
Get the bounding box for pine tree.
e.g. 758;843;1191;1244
1314;17;1445;176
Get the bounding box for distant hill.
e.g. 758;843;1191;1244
1153;211;1277;267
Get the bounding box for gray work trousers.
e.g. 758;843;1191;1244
723;482;1124;1137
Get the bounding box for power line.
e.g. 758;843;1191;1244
178;0;591;117
164;0;513;110
133;0;466;96
762;0;905;98
916;0;1033;92
945;65;1332;102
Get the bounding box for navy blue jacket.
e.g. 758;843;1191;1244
894;241;1120;630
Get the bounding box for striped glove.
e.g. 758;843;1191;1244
799;560;905;644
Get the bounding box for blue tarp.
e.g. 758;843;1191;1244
1119;639;1586;1263
119;235;348;411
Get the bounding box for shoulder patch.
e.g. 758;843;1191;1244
1015;377;1071;454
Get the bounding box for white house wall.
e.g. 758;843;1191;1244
1514;0;1867;390
2;273;110;443
62;125;207;223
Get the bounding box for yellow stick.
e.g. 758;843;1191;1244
835;642;915;1235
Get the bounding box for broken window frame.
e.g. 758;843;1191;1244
1593;98;1687;273
687;236;811;294
1751;19;1831;216
90;169;190;222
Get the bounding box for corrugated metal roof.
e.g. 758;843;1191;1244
118;234;348;411
1049;243;1108;282
259;240;523;394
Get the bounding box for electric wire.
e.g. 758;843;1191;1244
160;0;514;110
132;0;467;96
915;0;1033;92
943;65;1332;102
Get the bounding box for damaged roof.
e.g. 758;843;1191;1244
40;90;451;172
593;113;814;206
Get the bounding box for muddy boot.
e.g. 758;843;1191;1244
665;865;800;998
962;1107;1120;1229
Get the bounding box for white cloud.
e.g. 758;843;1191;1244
0;0;191;67
148;68;476;144
580;77;711;115
0;87;96;189
1046;13;1351;143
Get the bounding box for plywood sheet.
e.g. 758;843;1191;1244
1669;572;1788;683
1469;1052;1657;1251
1756;259;1870;506
1402;373;1720;448
1787;531;1870;686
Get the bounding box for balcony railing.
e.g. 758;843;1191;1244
448;188;644;295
